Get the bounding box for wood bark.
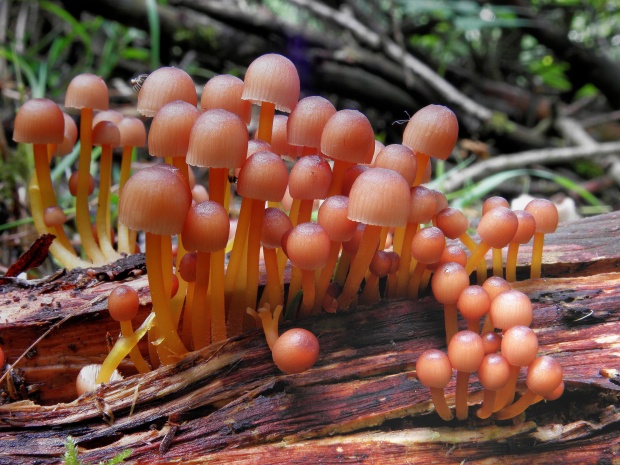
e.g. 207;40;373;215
0;212;619;464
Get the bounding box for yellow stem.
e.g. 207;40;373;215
476;389;497;420
444;303;458;347
494;365;520;412
117;146;133;255
505;242;520;283
257;101;276;144
430;387;453;421
228;236;249;336
413;153;430;186
96;145;120;261
181;281;195;348
455;371;470;421
246;199;265;311
119;320;151;373
492;247;503;278
334;250;351;287
192;251;211;350
494;389;537;420
263;247;283;308
465;242;491;275
313;241;341;314
209;167;228;207
210;249;226;343
531;232;545;279
407;261;426;299
299;268;317;317
396;223;419;298
297;199;313;225
360;273;379;305
328;160;354;197
225;198;252;299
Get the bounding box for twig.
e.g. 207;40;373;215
441;141;620;192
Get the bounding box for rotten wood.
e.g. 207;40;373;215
0;212;618;464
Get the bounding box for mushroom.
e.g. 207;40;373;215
260;207;293;308
76;364;122;397
137;67;197;117
415;349;454;421
447;330;485;420
287;95;336;158
408;226;446;299
476;353;510;419
457;285;491;333
482;196;510;278
505;210;536;282
431;262;470;345
360;250;393;305
524;199;559;279
201;74;252;124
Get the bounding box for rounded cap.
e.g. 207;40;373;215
481;331;502;354
108;285;140;322
482;196;509;215
201;74;251;124
318;195;358;242
182;201;230;253
408;186;438;225
65;74;109;111
320;110;375;164
271;328;320;374
489;290;533;330
288;95;336;149
92;121;120;147
289;155;332;200
435;207;469;239
242;53;300;112
13;98;64;144
369;250;392;277
93;109;123;127
525;198;559;234
427;244;467;271
403;104;458;161
501;325;539;367
482;276;512;300
347;168;411;227
53;113;78;156
44;206;66;227
457;285;491;321
447;330;485;373
76;364;122;396
374;144;417;186
431;262;470;305
341;165;369;198
512;210;537;244
118;116;147;148
262;207;293;249
478;353;511;391
237;150;288;201
526;356;563;396
416;349;452;388
268;115;295;157
119;164;192;235
178;252;198;282
149;100;200;158
476;206;518;249
69;171;94;197
187;109;249;168
411;227;445;264
137;67;197;117
285;222;331;270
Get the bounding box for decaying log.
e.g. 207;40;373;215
0;212;618;464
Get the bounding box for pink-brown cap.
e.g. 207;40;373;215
408;186;438;225
53;113;78;156
525;198;559;234
427;244;467;271
435;207;469;239
481;276;511;300
242;53;300;112
318;195;358;242
137;67;197;117
261;207;293;249
457;285;491;321
289;155;332;200
477;353;511;391
482;196;509;215
92;121;120;147
411;226;445;264
481;331;502;354
179;252;198;282
65;74;109;111
287;95;336;149
489;290;533;331
119;164;192;235
403;104;458;161
501;325;539;367
526;356;563;396
447;330;485;373
149;100;200;158
201;74;251;124
512;210;537;244
416;349;453;388
476;206;518;249
341;165;370;198
13;98;64;144
237;150;288;201
118;116;147;148
320;110;375;164
369;250;393;277
268;115;295;157
93;109;123;127
284;222;331;270
431;262;470;305
367;140;385;166
347;168;411;227
182;201;230;253
187;109;249;168
374;144;417;186
271;328;319;374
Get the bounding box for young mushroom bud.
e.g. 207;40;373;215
416;349;454;421
448;330;485;420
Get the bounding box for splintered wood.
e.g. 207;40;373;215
0;212;618;464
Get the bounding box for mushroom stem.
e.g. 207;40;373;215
413;153;430;186
444;303;459;346
297;199;313;225
117;146;133;255
299;269;316;316
494;389;538;420
396;223;419;297
407;261;426;299
313;240;341;314
210;250;227;343
257;101;276;144
465;242;492;275
145;232;187;358
334;250;352;286
181;281;195;348
505;242;520;283
225;197;252;300
493;365;520;412
95;144;120;261
246;199;266;315
455;370;470;420
192;251;211;350
328;160;354;196
458;233;486;283
492;248;503;277
530;232;545;279
263;247;283;307
209;167;228;206
337;224;381;310
430;387;454;421
360;272;380;304
76;108;106;264
476;389;498;419
119;320;151;373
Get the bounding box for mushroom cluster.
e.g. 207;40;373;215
14;53;562;410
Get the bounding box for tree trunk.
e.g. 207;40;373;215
0;212;619;464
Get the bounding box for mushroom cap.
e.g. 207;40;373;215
512;210;537;244
411;226;446;264
76;364;122;396
416;349;452;389
92;121;120;147
289;155;332;200
526;356;563;396
402;104;458;161
118;116;147;148
108;284;140;322
288;95;336;149
431;262;470;305
501;325;539;367
369;250;393;277
119;164;192;235
457;285;491;321
178;252;198;282
137;67;197;117
525;198;559;234
268;115;295;157
489;290;533;331
182;201;230;253
261;207;293;249
481;331;502;354
285;222;331;270
53;113;79;156
435;207;469;239
408;186;439;225
320;110;375;164
318;195;358;242
242;53;300;112
367;140;385;165
347;168;411;227
447;330;485;373
186;109;249;168
481;276;512;300
271;328;320;374
43;206;66;227
482;196;509;215
374;144;417;186
341;165;370;198
93;109;123;127
237;150;288;201
149;100;200;158
476;206;519;249
65;74;109;111
201;74;252;124
13;98;64;144
427;244;467;272
478;353;511;391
